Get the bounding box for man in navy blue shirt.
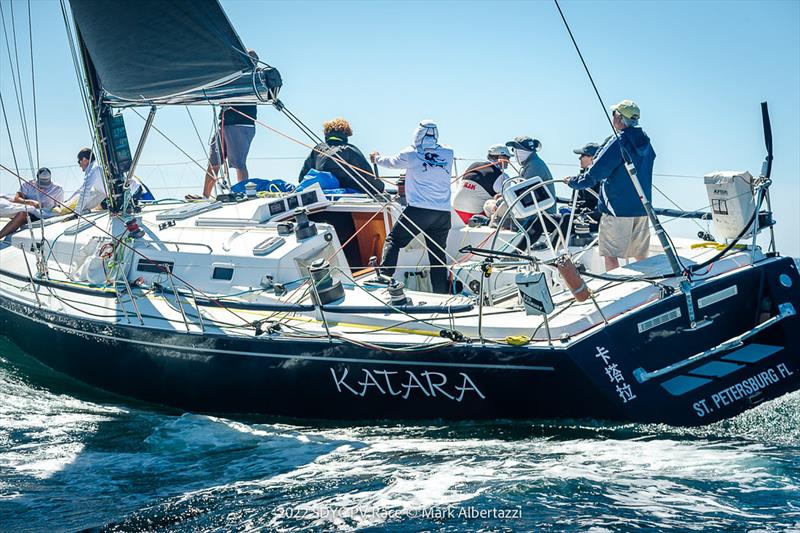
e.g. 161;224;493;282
567;100;656;271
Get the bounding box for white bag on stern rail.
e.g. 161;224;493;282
704;171;756;240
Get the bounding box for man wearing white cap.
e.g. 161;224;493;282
567;99;656;271
370;120;454;293
0;167;64;239
452;144;512;224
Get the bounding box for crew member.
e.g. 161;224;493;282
298;118;384;194
505;135;557;246
566;142;602;231
0;167;64;239
57;147;107;214
370;120;454;294
200;50;260;198
452;144;511;224
567;99;656;271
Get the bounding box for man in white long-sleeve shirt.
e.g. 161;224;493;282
370;120;453;293
62;148;108;214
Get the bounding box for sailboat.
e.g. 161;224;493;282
0;0;797;426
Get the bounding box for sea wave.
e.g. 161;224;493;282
1;338;799;532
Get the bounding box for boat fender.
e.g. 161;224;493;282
556;256;590;302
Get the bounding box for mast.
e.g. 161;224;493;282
74;24;132;215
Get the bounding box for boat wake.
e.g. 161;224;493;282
1;337;798;531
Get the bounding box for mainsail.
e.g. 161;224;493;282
69;0;281;106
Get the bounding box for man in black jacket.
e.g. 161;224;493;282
298;118;384;195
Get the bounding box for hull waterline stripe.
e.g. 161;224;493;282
0;302;555;372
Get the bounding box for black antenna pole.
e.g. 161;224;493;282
553;0;684;277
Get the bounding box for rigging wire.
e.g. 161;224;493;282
185;106;209;156
26;0;37;168
0;92;19;174
131;108;207;173
0;0;34;177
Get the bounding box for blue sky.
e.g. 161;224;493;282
1;0;798;255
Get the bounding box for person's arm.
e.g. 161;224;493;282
13;190;38;207
569;138;622;190
374;148;411;170
349;146;384;192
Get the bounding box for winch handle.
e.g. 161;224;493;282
458;245;535;262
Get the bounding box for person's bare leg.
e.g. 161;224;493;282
0;212;30;239
604;256;620;272
202;163;220;198
235;166;249;182
634;254;648;262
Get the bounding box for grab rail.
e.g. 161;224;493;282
633;302;796;383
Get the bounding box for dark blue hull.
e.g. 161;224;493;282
1;257;798;426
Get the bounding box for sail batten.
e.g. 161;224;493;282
69;0;280;107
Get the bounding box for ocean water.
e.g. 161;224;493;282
0;336;798;532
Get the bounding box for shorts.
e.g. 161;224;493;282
209;124;255;169
598;214;650;258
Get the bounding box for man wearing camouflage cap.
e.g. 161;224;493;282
567;99;656;271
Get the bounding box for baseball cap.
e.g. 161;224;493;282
505;136;541;152
487;144;512;158
573;143;601;157
611;99;640;120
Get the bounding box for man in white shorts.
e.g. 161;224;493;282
567;99;656;271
